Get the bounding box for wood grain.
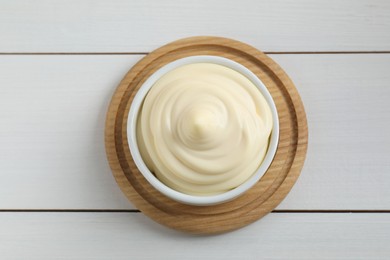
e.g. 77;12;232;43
105;37;308;233
0;0;389;53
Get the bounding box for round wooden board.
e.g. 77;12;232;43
105;36;308;234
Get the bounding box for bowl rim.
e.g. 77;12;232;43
127;55;279;206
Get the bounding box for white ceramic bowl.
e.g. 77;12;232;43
127;55;279;206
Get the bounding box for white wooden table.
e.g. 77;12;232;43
1;1;390;259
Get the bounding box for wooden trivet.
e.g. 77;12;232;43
105;36;308;234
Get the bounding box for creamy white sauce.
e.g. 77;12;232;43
137;63;273;195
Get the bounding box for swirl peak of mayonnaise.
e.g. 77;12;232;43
137;63;273;196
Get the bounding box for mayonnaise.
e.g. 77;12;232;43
137;63;273;196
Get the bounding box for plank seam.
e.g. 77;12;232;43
0;209;389;213
0;51;389;55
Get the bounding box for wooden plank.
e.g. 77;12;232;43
0;54;389;210
274;54;390;210
0;212;389;259
0;55;135;209
0;0;389;53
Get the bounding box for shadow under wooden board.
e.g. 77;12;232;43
105;36;308;234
